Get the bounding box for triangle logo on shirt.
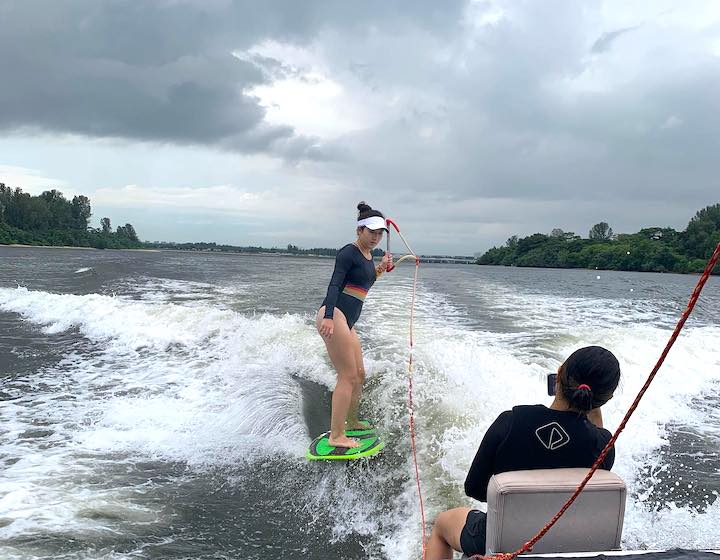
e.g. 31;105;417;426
535;422;571;451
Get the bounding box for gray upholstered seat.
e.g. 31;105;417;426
485;468;626;555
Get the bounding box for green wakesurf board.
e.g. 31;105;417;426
307;428;384;461
345;420;376;437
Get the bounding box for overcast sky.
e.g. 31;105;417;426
1;1;719;255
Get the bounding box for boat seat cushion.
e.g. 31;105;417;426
485;468;626;554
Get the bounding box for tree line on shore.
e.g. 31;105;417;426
144;241;384;257
3;181;718;274
0;184;140;249
0;183;378;256
478;203;720;274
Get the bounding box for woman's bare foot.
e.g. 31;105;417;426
328;435;360;448
346;420;373;431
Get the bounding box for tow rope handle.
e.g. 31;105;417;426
385;217;421;270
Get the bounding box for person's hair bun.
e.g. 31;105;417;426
569;386;594;412
559;346;621;412
357;201;372;213
356;201;385;221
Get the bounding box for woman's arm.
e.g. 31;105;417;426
464;411;513;502
376;252;392;278
323;246;353;320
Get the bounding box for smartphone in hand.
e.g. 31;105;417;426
547;373;557;396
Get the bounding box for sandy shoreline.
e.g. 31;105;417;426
2;244;160;252
0;244;332;257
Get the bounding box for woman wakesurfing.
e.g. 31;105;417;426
316;202;393;449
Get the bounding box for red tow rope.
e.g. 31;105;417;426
386;218;420;270
473;242;720;560
386;218;398;272
386;217;426;559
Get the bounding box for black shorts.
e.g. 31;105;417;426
459;509;487;557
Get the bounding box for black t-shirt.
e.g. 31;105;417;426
464;405;615;502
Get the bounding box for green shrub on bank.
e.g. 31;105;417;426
478;204;720;274
0;183;141;249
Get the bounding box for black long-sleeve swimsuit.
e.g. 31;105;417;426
321;243;377;329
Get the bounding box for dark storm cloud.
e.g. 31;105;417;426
2;1;719;252
0;0;465;152
307;1;720;237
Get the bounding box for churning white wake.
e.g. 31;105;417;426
1;272;719;557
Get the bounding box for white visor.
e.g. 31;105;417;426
358;216;388;231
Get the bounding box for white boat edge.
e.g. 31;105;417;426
524;551;720;557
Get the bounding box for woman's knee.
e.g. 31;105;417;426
348;331;366;381
354;371;364;389
340;367;363;388
435;510;454;534
332;350;361;385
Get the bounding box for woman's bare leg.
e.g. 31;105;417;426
316;307;361;448
346;328;367;430
426;507;471;560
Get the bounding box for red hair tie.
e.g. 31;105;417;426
577;384;592;391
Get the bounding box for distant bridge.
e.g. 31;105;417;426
418;256;477;264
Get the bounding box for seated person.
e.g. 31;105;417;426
426;346;622;560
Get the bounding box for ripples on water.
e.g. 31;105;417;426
0;247;719;558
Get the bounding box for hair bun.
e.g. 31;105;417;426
560;346;621;412
358;200;372;220
357;201;372;212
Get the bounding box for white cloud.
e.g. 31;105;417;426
661;115;683;129
91;184;261;212
465;0;506;29
711;37;720;57
0;165;73;196
239;40;388;140
250;73;359;138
